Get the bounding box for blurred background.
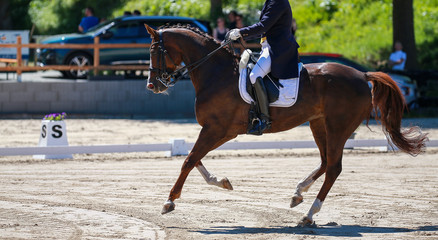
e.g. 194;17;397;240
0;0;437;117
1;0;436;70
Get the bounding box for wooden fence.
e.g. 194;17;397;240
0;36;261;81
0;36;151;81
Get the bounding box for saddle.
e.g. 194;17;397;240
239;50;303;108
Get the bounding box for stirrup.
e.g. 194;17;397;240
248;118;270;136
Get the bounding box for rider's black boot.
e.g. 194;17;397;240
248;77;271;135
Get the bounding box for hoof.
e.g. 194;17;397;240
297;216;315;227
161;200;175;215
221;177;233;190
290;195;303;208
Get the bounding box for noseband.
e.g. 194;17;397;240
149;30;232;88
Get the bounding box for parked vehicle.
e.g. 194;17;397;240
300;53;419;109
36;16;211;79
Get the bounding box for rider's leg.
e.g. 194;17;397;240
249;43;271;84
248;43;271;135
249;77;271;134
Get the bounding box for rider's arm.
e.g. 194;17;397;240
239;0;287;39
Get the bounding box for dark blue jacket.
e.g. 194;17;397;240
240;0;300;79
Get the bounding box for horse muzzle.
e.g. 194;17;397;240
146;82;159;93
146;81;168;94
147;83;155;90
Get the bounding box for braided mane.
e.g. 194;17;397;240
158;24;238;58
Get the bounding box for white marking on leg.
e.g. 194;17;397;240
306;198;323;221
294;165;320;197
196;165;222;187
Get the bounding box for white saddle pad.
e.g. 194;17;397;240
239;63;303;107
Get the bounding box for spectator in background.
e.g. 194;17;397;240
389;41;407;71
78;7;99;33
123;11;132;16
133;10;141;16
213;17;229;41
234;14;246;54
235;13;245;28
228;10;237;29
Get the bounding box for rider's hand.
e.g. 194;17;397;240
227;29;241;41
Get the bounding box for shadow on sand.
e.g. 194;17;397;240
192;224;438;237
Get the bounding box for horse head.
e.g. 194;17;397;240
144;24;183;94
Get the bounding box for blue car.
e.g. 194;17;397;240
36;16;211;79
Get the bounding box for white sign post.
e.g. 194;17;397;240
33;120;73;159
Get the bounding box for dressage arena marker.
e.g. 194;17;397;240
0;139;436;157
166;139;189;157
33;120;72;159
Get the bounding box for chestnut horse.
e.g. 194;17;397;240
144;25;427;226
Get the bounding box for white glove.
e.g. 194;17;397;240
228;29;241;40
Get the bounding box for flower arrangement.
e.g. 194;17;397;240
43;112;67;121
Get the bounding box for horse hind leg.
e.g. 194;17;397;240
298;150;343;227
196;161;233;190
298;114;361;226
291;164;325;208
291;118;327;208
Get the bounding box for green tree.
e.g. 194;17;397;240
294;0;394;66
10;0;33;31
210;0;223;22
0;0;13;30
393;0;418;70
28;0;124;34
20;0;438;69
111;0;210;20
414;0;438;69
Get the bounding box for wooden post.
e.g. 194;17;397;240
93;37;99;76
16;36;22;82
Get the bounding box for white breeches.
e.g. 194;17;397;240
249;41;271;84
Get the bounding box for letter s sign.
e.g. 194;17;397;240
41;125;47;138
52;125;63;138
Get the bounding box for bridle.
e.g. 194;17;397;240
149;30;232;88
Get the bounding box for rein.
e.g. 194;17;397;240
149;30;232;88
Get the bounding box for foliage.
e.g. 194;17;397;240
221;0;264;25
293;0;393;68
292;0;438;69
111;0;210;20
414;0;438;69
9;0;33;31
28;0;124;34
10;0;438;70
44;112;67;121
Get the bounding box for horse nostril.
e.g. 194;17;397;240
147;83;154;89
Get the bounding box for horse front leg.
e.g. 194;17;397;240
161;127;234;214
196;161;233;190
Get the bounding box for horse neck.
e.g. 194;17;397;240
167;30;237;94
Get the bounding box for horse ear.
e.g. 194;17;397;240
144;24;158;39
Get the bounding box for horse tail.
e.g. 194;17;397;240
365;72;428;156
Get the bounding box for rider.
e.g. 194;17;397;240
227;0;300;135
